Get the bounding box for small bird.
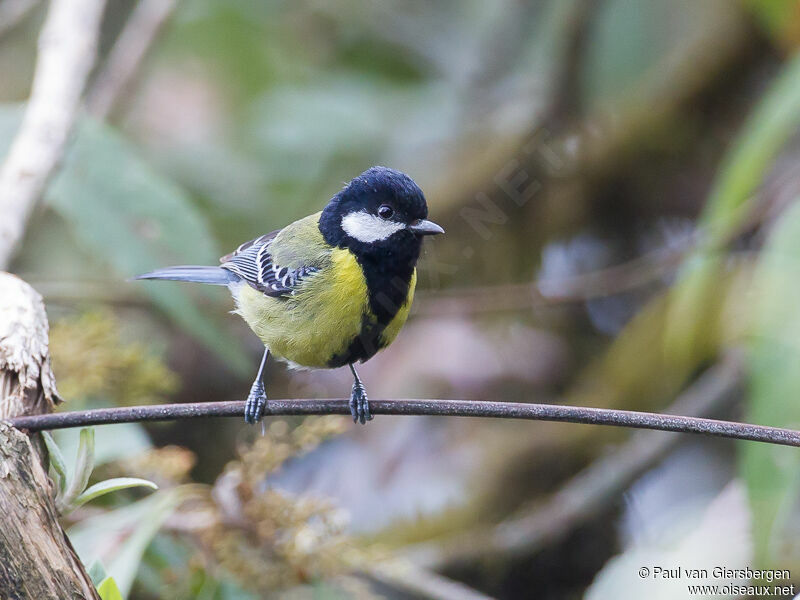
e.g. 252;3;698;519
136;166;443;425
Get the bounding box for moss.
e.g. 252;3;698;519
49;310;178;407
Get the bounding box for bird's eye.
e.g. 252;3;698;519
378;204;394;220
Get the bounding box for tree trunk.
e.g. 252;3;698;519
0;273;100;599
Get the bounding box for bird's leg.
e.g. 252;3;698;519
348;363;373;424
244;348;270;424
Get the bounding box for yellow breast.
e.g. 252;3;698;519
233;248;370;369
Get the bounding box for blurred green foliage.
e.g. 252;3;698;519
5;0;800;597
98;577;125;600
50;310;178;407
71;489;185;598
44;428;158;516
0;104;251;373
670;52;800;566
745;0;800;49
700;54;800;245
743;200;800;565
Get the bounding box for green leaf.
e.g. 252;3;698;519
700;53;800;246
69;490;183;597
664;53;800;368
0;104;250;375
74;427;96;489
106;492;180;596
58;427;95;514
97;576;124;600
45;116;250;374
72;478;158;510
671;50;800;567
54;420;152;474
42;431;67;493
742;198;800;564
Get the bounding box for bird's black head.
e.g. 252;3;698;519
319;168;442;362
319;166;443;258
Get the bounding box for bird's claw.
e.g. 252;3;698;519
244;379;267;424
349;381;373;424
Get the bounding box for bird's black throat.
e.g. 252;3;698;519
318;165;429;367
324;232;422;368
354;238;420;324
319;208;422;325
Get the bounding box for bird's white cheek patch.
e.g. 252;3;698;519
341;211;405;243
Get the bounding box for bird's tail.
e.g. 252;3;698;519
134;265;237;286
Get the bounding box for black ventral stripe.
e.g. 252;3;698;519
327;315;387;368
353;243;417;326
326;249;416;369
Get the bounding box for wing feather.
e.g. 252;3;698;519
220;228;322;297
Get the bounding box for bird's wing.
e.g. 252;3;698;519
219;213;329;297
219;230;279;264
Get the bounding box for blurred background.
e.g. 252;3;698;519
3;0;800;598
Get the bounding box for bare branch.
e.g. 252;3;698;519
86;0;178;119
0;0;39;40
0;0;106;269
3;355;797;449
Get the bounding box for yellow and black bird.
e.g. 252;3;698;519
136;166;443;424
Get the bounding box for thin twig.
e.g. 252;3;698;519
0;0;107;269
406;354;742;569
86;0;178;119
5;364;800;449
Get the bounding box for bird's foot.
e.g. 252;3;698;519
349;380;373;424
244;379;267;424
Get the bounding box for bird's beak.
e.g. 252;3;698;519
408;219;445;236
